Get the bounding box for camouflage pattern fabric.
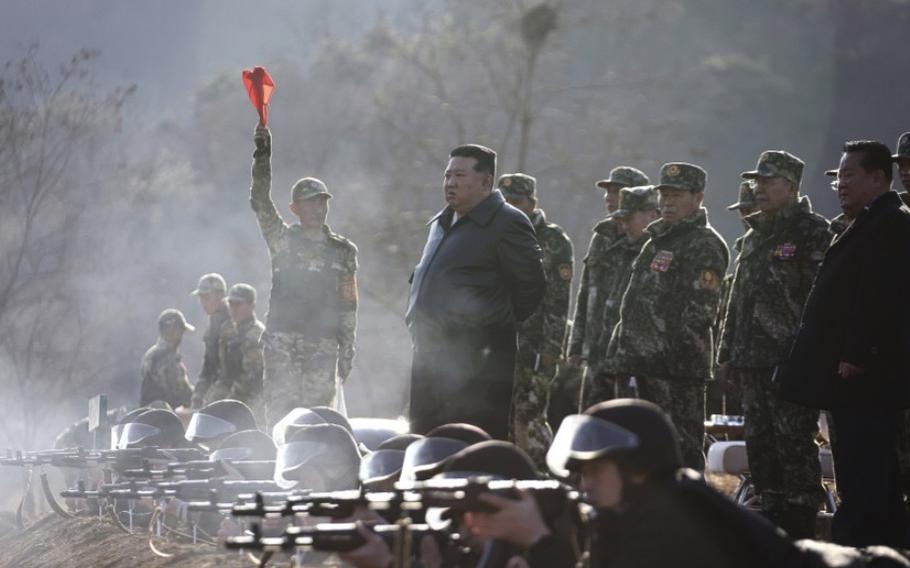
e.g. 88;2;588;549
510;209;573;466
605;208;730;381
192;303;234;407
707;272;742;416
262;332;338;427
250;129;358;425
580;234;649;409
222;316;265;417
567;220;622;366
741;150;805;185
734;367;823;513
717;197;830;368
140;339;193;409
636;376;706;470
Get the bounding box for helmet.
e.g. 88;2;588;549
210;429;276;462
438;441;539;480
117;409;187;449
309;406;354;437
274;424;361;491
425;423;491;445
185;399;257;450
350;417;409;451
547;399;682;478
399;437;468;482
271;407;327;446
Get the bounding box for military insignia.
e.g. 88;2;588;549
502;178;513;187
650;250;674;272
558;264;572;281
339;278;358;304
667;165;680;177
774;243;797;258
698;270;719;290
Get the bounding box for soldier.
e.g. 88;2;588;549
139;309;195;409
221;283;265;413
190;273;234;408
582;186;659;408
717;151;829;538
499;173;574;466
567;167;650;402
708;181;757;417
894;131;910;205
250;124;358;427
605;163;729;470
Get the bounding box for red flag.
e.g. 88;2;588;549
241;66;275;126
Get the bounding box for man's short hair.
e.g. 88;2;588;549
843;140;894;183
449;144;497;177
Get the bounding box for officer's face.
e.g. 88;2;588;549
579;459;624;509
602;184;622;213
198;292;225;316
657;188;702;223
161;325;184;347
896;157;910;191
618;210;658;240
444;157;493;215
229;300;255;323
753;176;796;213
835;152;885;218
291;196;329;230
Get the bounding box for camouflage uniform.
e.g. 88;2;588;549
250;128;358;427
568;167;649;405
499;174;573;466
605;163;729;470
140;310;195;409
581;186;658;409
193;297;234;406
717;151;829;535
220;284;266;416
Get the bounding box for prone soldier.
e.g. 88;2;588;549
249;124;359;427
605;163;730;470
190;273;234;408
499;173;574;467
717;151;829;538
139;309;195;409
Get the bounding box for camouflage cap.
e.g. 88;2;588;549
893;132;910;160
158;308;195;332
497;173;536;198
726;180;757;211
605;186;659;219
191;273;227;296
654;162;706;193
596;166;650;190
228;283;257;304
291;177;332;202
741;150;804;185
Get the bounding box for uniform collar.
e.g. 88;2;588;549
647;207;708;239
529;209;546;228
744;195;812;232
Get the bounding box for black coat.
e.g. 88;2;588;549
406;189;545;344
778;191;910;409
405;190;545;437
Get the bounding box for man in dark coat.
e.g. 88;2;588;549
779;140;910;548
406;144;546;439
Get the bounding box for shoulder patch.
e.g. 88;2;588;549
650;250;674;272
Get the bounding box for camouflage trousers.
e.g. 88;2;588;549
637;377;705;471
262;332;338;428
510;362;555;469
734;367;823;513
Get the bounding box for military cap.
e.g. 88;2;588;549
824;169;837;177
191;273;227;296
596;166;650;189
893;132;910;160
726;180;757;211
741;150;804;185
654;162;706;193
228;283;257;304
605;186;658;219
497;173;536;198
291;177;332;202
158;308;195;332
